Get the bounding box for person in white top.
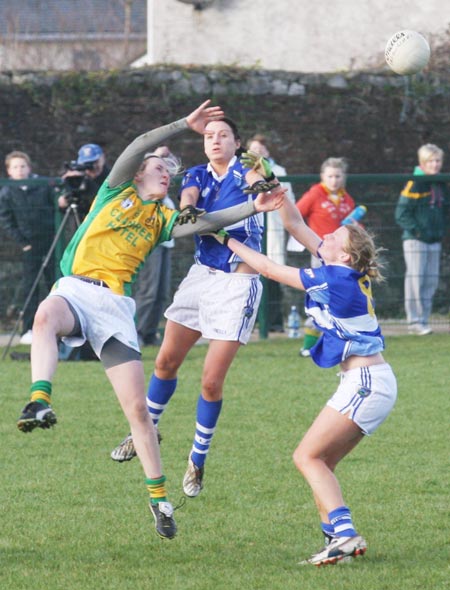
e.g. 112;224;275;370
246;134;296;332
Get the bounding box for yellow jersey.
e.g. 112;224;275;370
60;179;178;296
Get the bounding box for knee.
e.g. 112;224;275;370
33;301;54;331
292;446;304;472
126;397;148;424
201;374;223;400
154;351;178;376
292;444;311;475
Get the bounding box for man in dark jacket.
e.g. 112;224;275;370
57;143;110;241
395;143;448;335
0;151;56;343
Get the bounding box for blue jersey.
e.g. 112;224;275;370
300;264;384;368
181;157;264;272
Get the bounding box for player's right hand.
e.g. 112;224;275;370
186;100;225;134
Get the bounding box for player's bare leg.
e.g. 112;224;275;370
294;407;366;565
31;297;75;380
17;296;75;432
106;360;163;477
293;406;363;517
183;339;241;497
154;320;202;380
106;360;176;539
110;320;201;462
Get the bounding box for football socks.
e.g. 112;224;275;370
146;374;177;425
30;380;52;406
190;395;222;468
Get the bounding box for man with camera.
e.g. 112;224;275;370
58;143;110;235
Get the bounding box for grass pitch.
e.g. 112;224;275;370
1;334;449;590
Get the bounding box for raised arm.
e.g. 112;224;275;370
279;196;322;256
108;100;224;188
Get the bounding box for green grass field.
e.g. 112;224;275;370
1;334;449;590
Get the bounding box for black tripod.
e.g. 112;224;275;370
2;201;81;360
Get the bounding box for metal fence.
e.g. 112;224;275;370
0;174;449;337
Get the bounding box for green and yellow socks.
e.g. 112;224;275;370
146;475;168;505
30;380;52;407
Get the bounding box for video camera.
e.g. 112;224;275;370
62;160;93;196
64;160;95;173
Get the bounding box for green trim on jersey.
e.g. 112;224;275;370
60;179;179;296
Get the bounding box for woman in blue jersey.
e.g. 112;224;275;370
208;197;397;566
110;119;320;500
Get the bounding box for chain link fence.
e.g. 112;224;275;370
1;174;449;337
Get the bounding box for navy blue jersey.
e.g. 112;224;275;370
300;264;384;368
181;157;263;272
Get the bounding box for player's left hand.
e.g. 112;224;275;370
176;205;206;225
240;151;275;180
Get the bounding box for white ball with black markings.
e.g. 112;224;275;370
385;30;430;75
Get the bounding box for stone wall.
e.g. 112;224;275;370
0;66;449;326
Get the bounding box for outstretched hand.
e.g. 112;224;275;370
240;151;275;180
186;100;225;135
176;205;206;225
244;179;281;195
253;184;287;212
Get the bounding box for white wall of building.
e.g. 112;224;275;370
143;0;447;73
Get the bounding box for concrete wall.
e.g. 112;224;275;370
145;0;447;73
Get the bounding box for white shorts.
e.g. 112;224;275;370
165;264;262;344
327;363;397;435
49;276;140;358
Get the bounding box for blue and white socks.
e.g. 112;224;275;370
146;374;177;426
190;395;222;468
327;505;357;539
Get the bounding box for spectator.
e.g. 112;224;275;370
247;134;296;332
395;143;449;335
134;146;178;346
0;150;55;344
58;143;110;239
290;157;356;356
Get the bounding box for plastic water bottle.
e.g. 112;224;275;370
287;305;300;339
341;205;367;225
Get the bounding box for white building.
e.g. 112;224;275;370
138;0;447;73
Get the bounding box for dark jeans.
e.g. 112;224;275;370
134;245;172;344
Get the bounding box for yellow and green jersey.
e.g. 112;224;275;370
60;179;179;296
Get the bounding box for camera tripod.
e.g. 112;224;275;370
2;201;81;360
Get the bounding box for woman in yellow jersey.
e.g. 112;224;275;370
15;100;285;541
